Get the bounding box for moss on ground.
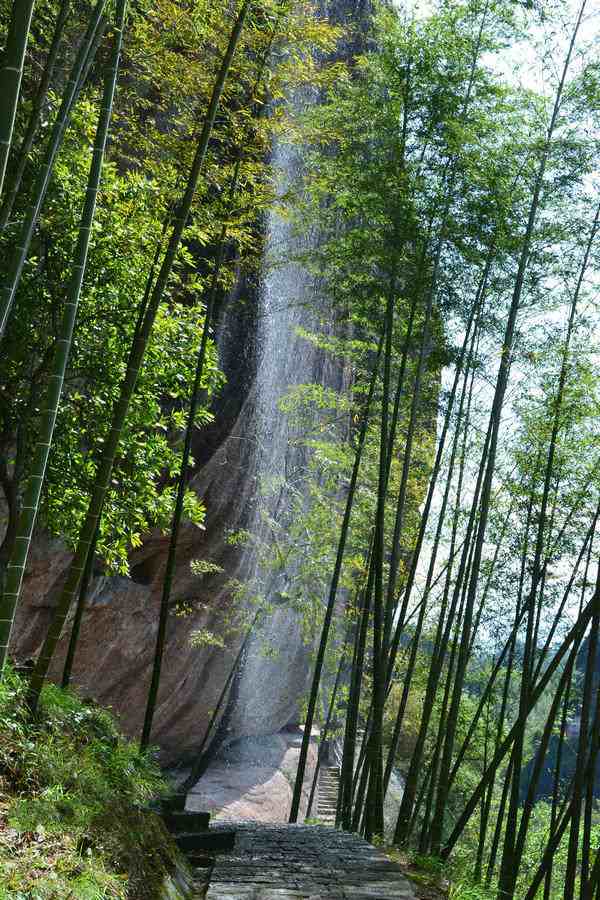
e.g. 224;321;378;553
384;848;449;899
385;847;500;900
0;665;184;899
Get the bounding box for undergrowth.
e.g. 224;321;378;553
385;847;497;900
0;665;173;899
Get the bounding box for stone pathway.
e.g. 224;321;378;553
205;822;415;899
316;766;340;824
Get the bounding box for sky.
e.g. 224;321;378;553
396;0;600;643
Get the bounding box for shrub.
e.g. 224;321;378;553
0;666;174;899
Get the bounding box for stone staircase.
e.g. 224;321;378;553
159;795;236;896
162;796;236;853
317;765;340;824
155;790;416;898
205;822;415;898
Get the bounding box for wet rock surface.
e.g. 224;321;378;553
205;823;415;899
5;0;413;771
185;730;318;823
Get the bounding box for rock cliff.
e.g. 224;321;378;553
9;1;438;790
10;0;366;763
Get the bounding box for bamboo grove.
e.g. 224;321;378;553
0;0;337;721
281;1;600;897
2;0;600;898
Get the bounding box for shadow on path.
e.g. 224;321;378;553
205;822;415;899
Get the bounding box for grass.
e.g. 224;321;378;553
385;847;449;899
0;665;180;899
385;846;498;900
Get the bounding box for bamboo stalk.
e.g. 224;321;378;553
26;0;251;713
0;0;36;197
0;0;107;339
0;0;71;230
289;336;383;822
0;0;126;674
140;14;278;747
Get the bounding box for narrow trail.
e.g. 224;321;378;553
204;822;415;899
161;799;415;898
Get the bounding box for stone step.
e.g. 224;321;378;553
175;830;236;853
163;810;211;832
318;762;340;826
160;793;188;812
187;853;215;869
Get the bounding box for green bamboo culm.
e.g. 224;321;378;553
0;0;71;231
180;611;260;792
305;635;350;820
140;9;275;747
0;0;127;675
59;214;174;687
0;0;36;198
139;228;224;749
26;0;251;715
441;587;596;860
288;336;383;823
60;521;99;687
0;0;107;339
